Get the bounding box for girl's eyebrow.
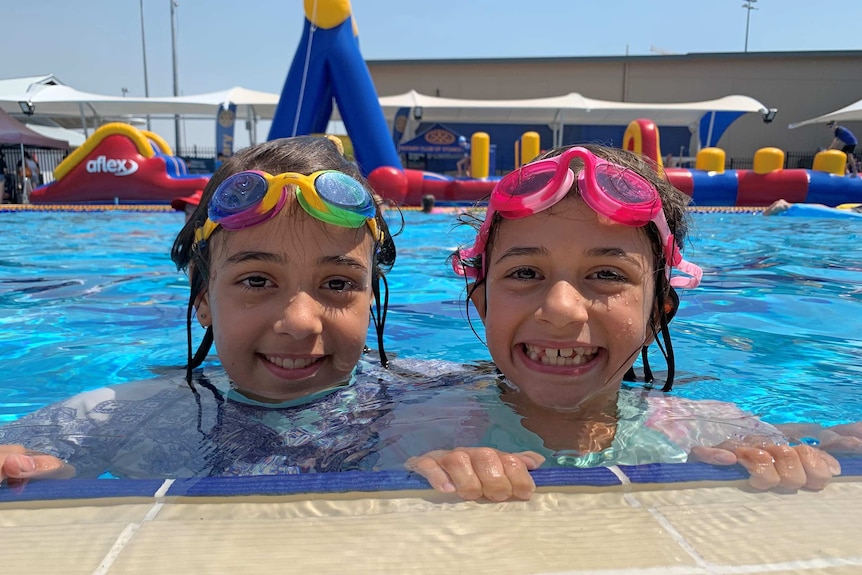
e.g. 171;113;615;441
224;251;284;266
223;252;369;272
317;255;369;272
493;246;546;267
495;245;646;268
584;247;648;268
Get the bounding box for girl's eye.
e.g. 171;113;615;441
507;267;540;281
241;275;271;289
325;278;359;292
592;269;627;282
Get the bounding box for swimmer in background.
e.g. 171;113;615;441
762;198;862;216
456;135;471;178
827;121;859;176
171;190;203;223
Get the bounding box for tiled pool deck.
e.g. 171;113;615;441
3;460;861;574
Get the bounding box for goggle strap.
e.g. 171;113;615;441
296;190;369;229
669;258;703;289
294;183;328;213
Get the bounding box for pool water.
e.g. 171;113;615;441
1;208;861;429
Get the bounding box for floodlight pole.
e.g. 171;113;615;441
170;0;181;151
742;0;758;53
139;0;151;130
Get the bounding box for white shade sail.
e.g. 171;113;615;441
0;84;280;121
371;90;770;127
788;98;862;129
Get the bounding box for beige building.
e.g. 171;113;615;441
367;50;862;163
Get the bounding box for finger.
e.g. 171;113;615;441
3;453;75;480
432;450;486;501
0;445;29;482
405;455;457;494
827;422;862;440
732;446;781;490
762;444;806;490
819;450;842;476
451;448;514;502
687;446;739;465
514;451;546;470
738;435;779;450
499;453;536;501
819;430;862;454
793;445;838;491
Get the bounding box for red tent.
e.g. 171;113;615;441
0;107;69;148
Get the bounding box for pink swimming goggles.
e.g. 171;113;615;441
453;146;703;289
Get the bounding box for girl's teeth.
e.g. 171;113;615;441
526;344;597;366
268;356;315;369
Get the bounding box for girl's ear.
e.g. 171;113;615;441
188;262;212;328
467;282;487;322
647;287;679;342
195;289;212;328
664;287;680;322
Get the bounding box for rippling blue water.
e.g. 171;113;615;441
1;208;860;426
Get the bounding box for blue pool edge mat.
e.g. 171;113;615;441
2;457;860;502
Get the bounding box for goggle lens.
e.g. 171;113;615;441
209;172;268;221
315;171;375;216
594;163;655;206
501;169;555;197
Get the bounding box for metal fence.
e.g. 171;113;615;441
1;146;70;203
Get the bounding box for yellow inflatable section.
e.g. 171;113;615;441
53;123;158;181
303;0;352;29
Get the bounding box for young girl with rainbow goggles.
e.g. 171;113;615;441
409;144;852;502
0;136;466;481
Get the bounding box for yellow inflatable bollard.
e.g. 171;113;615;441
520;131;541;166
471;132;491;179
753;147;785;174
304;0;352;29
695;147;726;173
812;149;846;175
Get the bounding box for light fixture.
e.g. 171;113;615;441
18;101;35;115
413;106;423;120
762;108;778;124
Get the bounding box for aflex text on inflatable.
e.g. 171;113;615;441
29;123;210;204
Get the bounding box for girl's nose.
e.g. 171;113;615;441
273;291;324;339
537;280;590;326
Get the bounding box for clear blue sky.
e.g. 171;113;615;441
3;0;860;148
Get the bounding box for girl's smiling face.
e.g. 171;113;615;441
196;204;375;403
471;196;657;410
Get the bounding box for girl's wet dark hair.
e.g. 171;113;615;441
457;143;691;392
171;136;397;382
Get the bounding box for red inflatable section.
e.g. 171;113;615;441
368;167;495;206
736;170;810;205
30;124;209;204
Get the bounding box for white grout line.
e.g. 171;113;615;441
90;479;174;575
153;478;175;498
91;523;140;575
607;465;631;485
647;506;718;574
606;465;642;508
